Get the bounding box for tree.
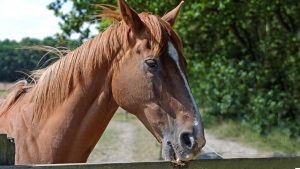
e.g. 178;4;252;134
0;37;80;82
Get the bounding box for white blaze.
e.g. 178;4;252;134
167;41;201;127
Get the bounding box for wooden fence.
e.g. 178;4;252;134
1;133;299;169
0;133;15;165
1;157;300;169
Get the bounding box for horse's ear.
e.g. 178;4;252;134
118;0;144;34
162;1;184;27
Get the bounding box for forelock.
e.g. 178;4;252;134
138;13;182;56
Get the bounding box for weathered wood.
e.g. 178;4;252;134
1;157;300;169
6;137;15;165
0;133;15;165
0;133;8;165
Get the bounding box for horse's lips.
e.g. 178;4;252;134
165;142;196;165
169;145;188;166
170;145;177;161
164;142;180;162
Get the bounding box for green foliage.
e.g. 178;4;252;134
0;37;80;82
44;0;300;137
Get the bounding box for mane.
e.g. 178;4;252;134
0;9;182;120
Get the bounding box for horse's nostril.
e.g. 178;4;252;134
180;132;194;149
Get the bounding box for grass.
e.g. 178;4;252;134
0;82;13;97
0;90;4;96
205;118;300;155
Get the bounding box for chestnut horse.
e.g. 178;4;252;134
0;0;205;164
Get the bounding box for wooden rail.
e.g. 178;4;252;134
0;133;15;165
0;133;299;169
1;157;300;169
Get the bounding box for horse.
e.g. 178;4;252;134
0;0;205;164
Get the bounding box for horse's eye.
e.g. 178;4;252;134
145;59;158;69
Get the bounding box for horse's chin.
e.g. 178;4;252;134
161;141;185;164
161;140;197;165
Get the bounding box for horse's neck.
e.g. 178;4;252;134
0;28;126;163
34;61;119;163
11;36;122;163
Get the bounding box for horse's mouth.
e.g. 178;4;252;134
168;142;177;161
164;141;187;165
171;146;190;166
163;140;197;165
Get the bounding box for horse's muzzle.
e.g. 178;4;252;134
161;130;206;163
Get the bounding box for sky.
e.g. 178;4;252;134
0;0;85;41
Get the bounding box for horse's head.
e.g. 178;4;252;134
111;0;205;162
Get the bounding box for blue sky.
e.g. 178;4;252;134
0;0;96;41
